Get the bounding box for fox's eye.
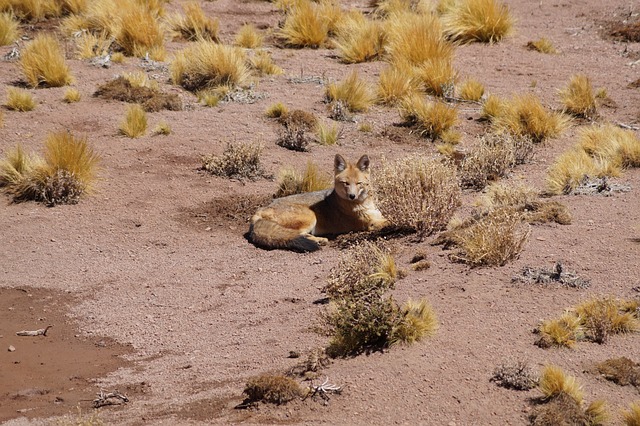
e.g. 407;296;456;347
356;182;363;186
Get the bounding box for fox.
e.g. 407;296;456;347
249;154;388;252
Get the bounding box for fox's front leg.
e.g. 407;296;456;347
305;234;329;246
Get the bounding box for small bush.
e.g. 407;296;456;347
154;121;171;135
399;93;458;140
559;74;596;118
576;297;640;344
250;50;283;76
373;155;461;239
491;361;539;390
325;70;376;113
63;88;81;103
376;62;421;106
0;11;19;45
94;76;182;112
459;132;520;190
442;0;514;44
316;120;341;145
333;11;385;63
265;102;288;118
20;33;73;88
457;77;484;101
480;94;506;122
526;38;557;54
413;58;457;97
119;104;147;138
171;41;251;92
168;1;219;42
118;2;165;59
391;299;438;345
279;0;329;48
235;23;263;48
595;357;640;387
275;161;332;198
5;87;36;111
201;142;265;179
243;374;303;404
622;401;640;426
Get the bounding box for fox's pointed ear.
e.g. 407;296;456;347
356;155;370;172
334;154;346;173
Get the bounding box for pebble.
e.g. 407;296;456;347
8;345;16;352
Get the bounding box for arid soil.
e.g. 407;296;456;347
1;0;640;425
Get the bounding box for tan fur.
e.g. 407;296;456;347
249;154;388;252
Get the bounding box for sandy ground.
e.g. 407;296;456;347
1;0;639;425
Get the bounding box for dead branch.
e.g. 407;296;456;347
16;325;53;336
92;389;129;408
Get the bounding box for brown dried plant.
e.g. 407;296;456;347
442;0;514;44
20;33;73;88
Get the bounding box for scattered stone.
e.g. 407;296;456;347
512;261;590;289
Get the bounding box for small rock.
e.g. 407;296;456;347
8;345;16;352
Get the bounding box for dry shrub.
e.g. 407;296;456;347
0;11;19;45
491;360;539;391
316;120;341;145
442;0;514;44
20;33;73;88
201;142;265;179
576;297;640;344
459;133;522;189
595;357;640;387
333;11;385;63
622;401;640;426
391;298;438;345
610;21;640;43
373;155;460;239
265;102;288;118
279;0;329;48
535;312;584;348
480;93;506;122
167;1;219;42
546;149;598;195
445;207;530;266
538;365;584;404
0;132;100;206
94;76;182;112
325;70;375;113
457;77;484;101
63;88;81;103
0;0;62;21
249;50;283;76
492;93;569;143
399;93;458;140
171;41;251;92
526;38;557;54
119;104;147;138
276;110;317;151
5;87;36;111
235;23;263;48
559;74;596;118
475;181;538;211
243;374;303;404
376;62;421;106
153;121;171;136
72;29;112;59
275;161;332;198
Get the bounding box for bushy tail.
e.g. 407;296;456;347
249;219;320;252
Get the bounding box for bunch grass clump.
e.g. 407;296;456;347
0;132;100;206
399;93;458;140
526;38;557;54
153;121;171;135
391;299;438;345
442;0;514;44
316;120;341;145
5;87;36;111
171;41;251;92
243;374;303;405
376;62;421;106
325;71;376;113
201;142;265;179
0;11;19;45
20;33;73;88
457;77;484;101
536;312;584;348
250;50;283;76
279;0;329;48
623;401;640;426
235;23;263;48
480;94;506;122
265;102;288;118
333;11;385;63
117;1;165;59
74;31;112;59
373;155;461;239
63;88;81;103
275;161;332;198
167;1;219;42
119;104;147;138
538;365;583;404
559;74;597;118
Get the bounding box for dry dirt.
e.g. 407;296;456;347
1;0;640;425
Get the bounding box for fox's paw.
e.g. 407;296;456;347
307;235;329;246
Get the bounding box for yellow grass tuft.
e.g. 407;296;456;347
0;145;40;189
442;0;514;44
373;155;461;238
243;374;303;404
123;70;158;90
0;0;62;21
413;58;457;96
153;121;171;135
265;102;289;118
559;74;596;118
235;23;263;48
376;62;421;106
171;41;251;92
168;1;219;42
457;78;484;101
391;298;439;345
279;0;329;48
333;11;385;63
275;161;332;198
480;93;506;121
492;93;569;143
74;31;112;59
325;70;375;112
539;365;584;405
250;50;283;76
119;104;147;138
537;312;584;348
399;92;458;140
575;297;640;344
545;148;597;195
118;2;165;59
63;88;81;103
111;51;125;64
0;11;19;45
20;33;73;88
577;123;640;168
385;12;453;66
623;401;640;426
5;87;36;111
527;38;557;54
316;120;341;145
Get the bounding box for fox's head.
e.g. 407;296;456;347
333;154;371;203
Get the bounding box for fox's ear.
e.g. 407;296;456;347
356;155;370;172
334;154;346;173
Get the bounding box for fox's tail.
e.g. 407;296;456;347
249;219;320;252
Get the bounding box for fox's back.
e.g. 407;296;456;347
267;189;333;208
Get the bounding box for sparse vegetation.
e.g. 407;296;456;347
399;93;458;140
20;33;73;88
491;361;539;390
480;94;506;122
265;102;289;118
442;0;514;44
94;76;182;112
0;132;100;206
391;298;439;345
0;11;19;45
559;74;597;118
325;70;376;113
243;374;303;404
154;121;171;135
595;357;640;387
168;1;219;42
376;62;421;106
275;161;332;198
457;77;484;101
316;120;341;145
622;401;640;426
235;23;263;48
333;11;385;63
201;142;265;179
373;155;461;239
526;38;557;54
5;87;36;111
63;88;81;103
279;0;329;48
119;104;147;138
250;50;283;76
